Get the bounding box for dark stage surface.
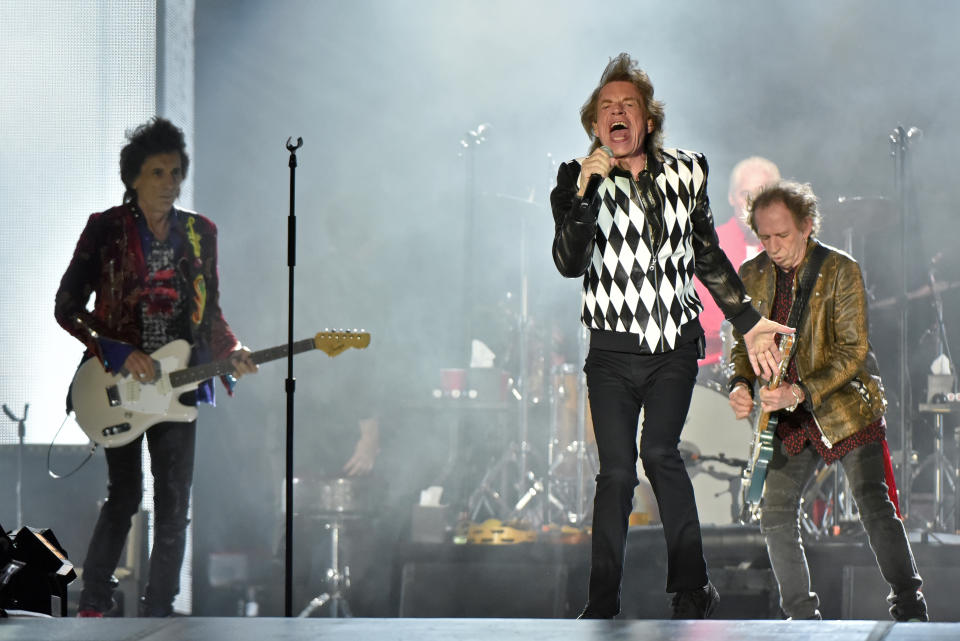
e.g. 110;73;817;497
1;617;958;641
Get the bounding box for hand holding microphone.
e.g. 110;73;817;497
577;145;615;199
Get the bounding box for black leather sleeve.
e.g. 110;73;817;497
550;160;598;278
688;153;760;335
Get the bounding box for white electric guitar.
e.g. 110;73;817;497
70;330;370;448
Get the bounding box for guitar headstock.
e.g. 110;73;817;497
768;332;796;387
779;332;796;359
314;330;371;357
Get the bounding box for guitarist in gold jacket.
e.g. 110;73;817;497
727;180;927;621
55;118;257;617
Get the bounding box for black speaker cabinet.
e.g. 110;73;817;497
842;564;959;621
398;561;568;618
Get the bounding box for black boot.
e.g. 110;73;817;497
671;581;719;619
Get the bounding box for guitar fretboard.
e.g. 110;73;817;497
168;338;317;388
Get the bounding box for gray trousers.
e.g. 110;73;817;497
760;437;926;620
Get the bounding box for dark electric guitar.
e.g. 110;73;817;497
70;330;370;448
741;333;795;517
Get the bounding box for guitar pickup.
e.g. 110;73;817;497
101;422;131;438
106;385;121;407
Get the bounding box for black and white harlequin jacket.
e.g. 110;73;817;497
550;148;760;355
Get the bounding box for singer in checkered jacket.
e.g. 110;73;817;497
551;53;791;619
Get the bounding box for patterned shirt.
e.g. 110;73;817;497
771;265;884;463
579;149;706;352
133;212;191;360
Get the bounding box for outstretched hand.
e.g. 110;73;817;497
342;435;379;476
743;317;794;379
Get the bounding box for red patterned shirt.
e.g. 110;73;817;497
771;266;884;463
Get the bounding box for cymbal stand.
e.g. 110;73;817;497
915;414;958;531
913;263;958;531
467;446;515;522
573;326;593;525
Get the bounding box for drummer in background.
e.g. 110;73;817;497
695;157;781;367
292;359;381;613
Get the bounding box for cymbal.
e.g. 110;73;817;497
826;196;897;230
870;279;960;310
492;190;543;211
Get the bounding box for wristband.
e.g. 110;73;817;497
787;384;802;412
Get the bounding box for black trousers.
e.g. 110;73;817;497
583;342;706;616
78;414;197;616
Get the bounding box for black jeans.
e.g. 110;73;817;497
761;437;925;620
78;416;197;616
582;342;706;616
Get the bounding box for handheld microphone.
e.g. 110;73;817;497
581;145;614;202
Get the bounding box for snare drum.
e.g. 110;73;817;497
288;476;384;519
638;383;752;525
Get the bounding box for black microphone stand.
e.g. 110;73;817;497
283;136;303;617
890;125;917;519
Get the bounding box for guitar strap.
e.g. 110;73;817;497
784;242;830;356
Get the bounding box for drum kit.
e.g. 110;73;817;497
456;313;918;533
454;318;763;531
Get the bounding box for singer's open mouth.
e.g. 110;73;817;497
610;121;627;132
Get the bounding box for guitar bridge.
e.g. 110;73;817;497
101;422;131;438
106;385;121;407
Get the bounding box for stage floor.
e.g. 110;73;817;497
1;617;957;641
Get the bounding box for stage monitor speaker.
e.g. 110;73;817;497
398;561;568;618
620;565;778;619
1;525;76;616
841;564;958;621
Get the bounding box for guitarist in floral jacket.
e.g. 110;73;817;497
728;180;927;621
55;117;257;617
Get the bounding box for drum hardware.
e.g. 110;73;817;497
640;383;755;526
297;515;352;618
506;355;598;528
798;462;859;539
292;477;380;618
458;183;553;526
916;400;959;532
466;444;517;522
682;449;750;525
910;255;960;532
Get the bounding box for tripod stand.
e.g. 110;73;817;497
508;332;597;527
800;462;860;539
911;409;958;532
912;255;960;532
